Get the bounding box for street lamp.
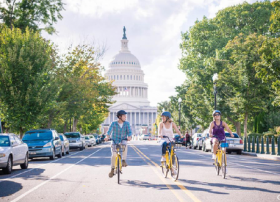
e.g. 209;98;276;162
178;97;182;131
212;73;218;110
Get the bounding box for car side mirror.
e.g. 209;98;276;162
55;137;59;140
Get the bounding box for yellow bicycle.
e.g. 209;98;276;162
161;136;180;181
214;141;228;179
112;139;127;184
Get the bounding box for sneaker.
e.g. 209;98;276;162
122;160;128;167
108;168;114;178
161;157;166;162
212;154;216;160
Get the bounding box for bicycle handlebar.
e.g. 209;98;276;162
162;136;174;142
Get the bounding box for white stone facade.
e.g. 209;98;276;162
102;27;157;135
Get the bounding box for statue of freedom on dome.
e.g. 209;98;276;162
122;26;127;39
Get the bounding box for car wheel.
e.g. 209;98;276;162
237;150;242;155
62;146;66;156
57;147;62;158
227;151;232;154
50;148;55;160
3;155;13;174
20;153;29;169
80;145;84;151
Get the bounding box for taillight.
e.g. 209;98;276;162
197;138;199;140
240;139;243;144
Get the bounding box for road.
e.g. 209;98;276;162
0;141;280;202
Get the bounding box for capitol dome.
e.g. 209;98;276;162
102;26;157;137
109;52;141;68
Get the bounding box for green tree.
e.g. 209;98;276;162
0;27;57;137
0;0;64;34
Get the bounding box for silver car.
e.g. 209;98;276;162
85;135;95;147
0;133;29;174
64;132;85;150
59;134;70;156
192;133;202;149
203;132;243;154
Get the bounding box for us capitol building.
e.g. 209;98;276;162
101;27;157;135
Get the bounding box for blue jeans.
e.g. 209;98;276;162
161;141;171;156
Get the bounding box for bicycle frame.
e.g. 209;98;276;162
163;137;175;169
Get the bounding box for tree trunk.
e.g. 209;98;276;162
244;112;248;138
63;120;68;133
226;116;241;137
73;118;78;132
20;127;24;139
48;114;53;128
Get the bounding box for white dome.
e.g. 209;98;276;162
109;52;141;68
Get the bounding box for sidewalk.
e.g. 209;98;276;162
242;151;280;161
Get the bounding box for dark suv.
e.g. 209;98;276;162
22;129;62;160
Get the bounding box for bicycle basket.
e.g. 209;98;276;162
112;144;126;152
220;143;229;148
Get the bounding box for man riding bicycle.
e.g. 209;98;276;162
105;110;132;178
209;110;234;160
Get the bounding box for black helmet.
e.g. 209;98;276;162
117;110;127;118
212;110;221;116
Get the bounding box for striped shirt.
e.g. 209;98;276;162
107;121;132;144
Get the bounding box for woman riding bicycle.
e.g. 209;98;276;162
209;110;234;160
158;111;183;162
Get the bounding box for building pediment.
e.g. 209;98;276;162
109;103;140;110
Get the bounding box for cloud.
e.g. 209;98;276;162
44;0;264;107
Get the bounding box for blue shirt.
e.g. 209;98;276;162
107;121;132;144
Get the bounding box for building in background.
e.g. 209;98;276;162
101;27;157;136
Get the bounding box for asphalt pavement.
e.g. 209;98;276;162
0;141;280;202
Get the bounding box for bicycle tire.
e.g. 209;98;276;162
215;157;220;176
117;156;120;184
161;161;168;178
171;155;179;181
222;153;226;179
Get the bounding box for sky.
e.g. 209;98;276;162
43;0;260;106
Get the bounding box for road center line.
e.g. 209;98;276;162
11;148;103;202
131;144;201;202
130;145;185;202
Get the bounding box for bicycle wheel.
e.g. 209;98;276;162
161;160;168;178
222;153;226;179
215;157;220;176
117;156;121;184
171;155;179;181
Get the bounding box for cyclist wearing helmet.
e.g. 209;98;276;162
105;110;132;178
209;110;234;160
158;111;183;162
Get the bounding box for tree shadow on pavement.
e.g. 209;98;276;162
229;176;280;185
122;180;227;194
177;179;280;194
0;181;22;197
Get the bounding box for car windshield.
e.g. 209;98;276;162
23;131;52;141
85;136;89;140
225;133;239;138
64;133;80;138
0;136;10;147
89;136;94;138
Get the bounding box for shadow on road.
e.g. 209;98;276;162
177;179;280;194
0;181;22;197
229;176;280;185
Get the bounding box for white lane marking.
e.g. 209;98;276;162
11;148;102;202
0;145;104;183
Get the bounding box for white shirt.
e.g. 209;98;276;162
160;123;173;143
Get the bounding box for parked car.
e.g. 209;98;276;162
93;134;101;144
88;135;97;145
59;134;70;156
173;134;184;144
197;136;206;150
141;134;151;140
100;134;105;142
64;132;86;150
0;133;29;174
192;133;202;149
85;135;95;147
203;132;243;154
22;129;62;160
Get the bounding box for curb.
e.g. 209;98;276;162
242;151;280;161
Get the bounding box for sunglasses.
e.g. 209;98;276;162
214;114;220;116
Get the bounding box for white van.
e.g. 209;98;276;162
192;133;202;149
